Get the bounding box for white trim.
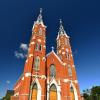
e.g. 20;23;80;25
41;75;46;79
30;41;35;45
42;57;46;61
21;77;24;80
32;74;46;79
25;73;31;77
43;45;46;49
70;82;78;100
75;80;78;83
63;79;69;83
62;52;65;55
14;92;19;96
59;50;61;53
63;63;67;66
37;39;41;42
72;64;75;67
29;54;33;57
26;59;28;63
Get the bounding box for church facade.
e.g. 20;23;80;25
11;9;81;100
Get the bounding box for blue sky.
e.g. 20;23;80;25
0;0;100;98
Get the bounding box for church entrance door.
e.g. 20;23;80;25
49;84;57;100
32;83;37;100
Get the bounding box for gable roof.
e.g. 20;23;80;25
46;50;64;65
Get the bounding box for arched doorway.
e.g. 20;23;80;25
70;86;75;100
49;84;57;100
31;83;37;100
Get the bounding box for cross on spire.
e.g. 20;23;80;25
40;8;42;14
51;46;54;51
60;19;62;25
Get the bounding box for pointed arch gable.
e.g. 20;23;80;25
49;79;58;89
47;79;61;100
29;79;41;100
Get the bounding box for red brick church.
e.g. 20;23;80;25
11;9;81;100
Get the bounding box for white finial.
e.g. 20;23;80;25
60;19;62;25
51;46;54;51
37;8;43;23
40;8;42;14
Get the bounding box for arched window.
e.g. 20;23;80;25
35;43;39;51
34;56;40;70
50;64;56;77
70;86;74;92
50;84;57;91
68;65;72;76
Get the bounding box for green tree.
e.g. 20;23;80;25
1;90;14;100
83;86;100;100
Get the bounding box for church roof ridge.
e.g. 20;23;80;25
46;50;63;65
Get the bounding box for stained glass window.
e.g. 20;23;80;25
34;56;40;70
68;65;72;76
50;64;56;77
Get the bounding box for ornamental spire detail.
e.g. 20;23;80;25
58;19;65;35
32;8;46;30
37;8;43;23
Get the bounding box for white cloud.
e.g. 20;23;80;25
14;43;28;59
14;51;26;59
20;43;28;52
6;80;10;84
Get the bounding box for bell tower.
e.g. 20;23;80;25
19;8;47;100
56;20;81;100
57;19;73;63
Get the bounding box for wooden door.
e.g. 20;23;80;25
49;84;57;100
32;84;37;100
50;91;57;100
70;91;75;100
70;87;75;100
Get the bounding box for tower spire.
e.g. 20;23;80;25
59;19;65;35
37;8;43;23
32;8;46;30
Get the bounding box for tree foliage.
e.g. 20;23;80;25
83;86;100;100
1;90;14;100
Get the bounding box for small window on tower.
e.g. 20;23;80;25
68;54;70;60
39;44;42;51
34;56;40;70
68;65;72;76
39;28;42;35
66;53;70;60
35;43;39;51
